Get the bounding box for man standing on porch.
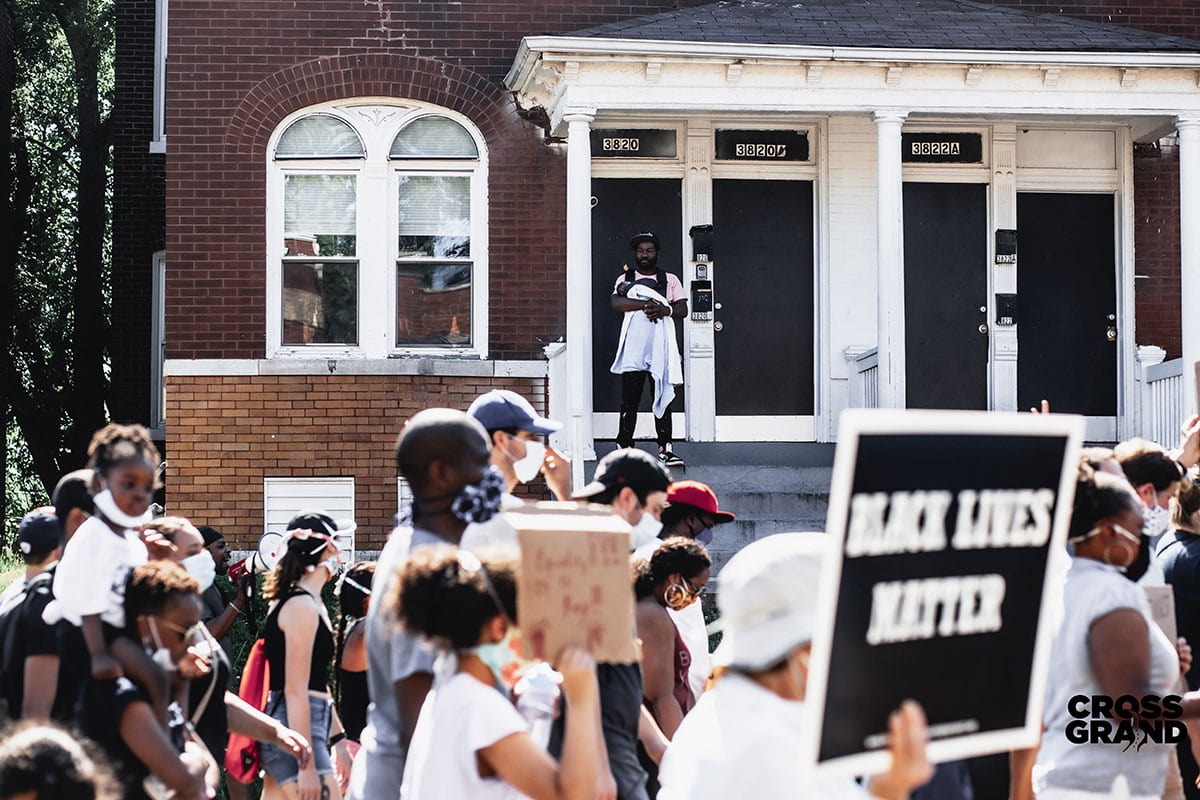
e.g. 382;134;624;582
611;231;688;468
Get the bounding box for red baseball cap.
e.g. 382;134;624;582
666;480;735;523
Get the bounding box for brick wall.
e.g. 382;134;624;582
1133;140;1182;357
165;373;547;551
165;1;706;362
111;0;166;429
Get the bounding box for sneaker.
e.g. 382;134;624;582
659;449;685;468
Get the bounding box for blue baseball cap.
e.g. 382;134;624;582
468;390;562;436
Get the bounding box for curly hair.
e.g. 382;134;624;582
1068;465;1142;543
0;721;120;800
86;423;161;480
390;546;518;651
634;537;710;599
124;561;200;621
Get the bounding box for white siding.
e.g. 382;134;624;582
825;115;879;424
263;477;355;559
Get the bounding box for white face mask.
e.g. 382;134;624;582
1144;500;1172;540
182;551;217;592
93;489;154;529
146;617;177;673
512;440;545;485
630;511;663;550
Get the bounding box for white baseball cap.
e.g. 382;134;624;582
713;532;829;671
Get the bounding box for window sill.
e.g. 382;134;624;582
165;357;547;378
149;138;166;154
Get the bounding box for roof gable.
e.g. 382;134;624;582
570;0;1200;53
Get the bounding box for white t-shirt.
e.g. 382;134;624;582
1035;557;1180;798
659;672;871;800
52;516;147;628
401;671;530;800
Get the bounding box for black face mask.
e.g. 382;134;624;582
397;467;506;527
1122;533;1152;583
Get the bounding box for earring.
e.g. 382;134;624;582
664;583;687;610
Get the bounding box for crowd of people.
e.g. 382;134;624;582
1;390;1200;800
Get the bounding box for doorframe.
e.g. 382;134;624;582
1010;123;1133;442
590;114;828;443
899;122;994;412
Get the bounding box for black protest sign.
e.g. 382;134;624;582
805;410;1084;776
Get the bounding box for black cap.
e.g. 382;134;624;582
17;508;63;562
629;232;660;250
51;469;94;526
197;526;224;547
573;448;671;500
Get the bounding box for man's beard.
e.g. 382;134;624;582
636;256;658;273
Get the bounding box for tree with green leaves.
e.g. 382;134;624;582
3;0;113;537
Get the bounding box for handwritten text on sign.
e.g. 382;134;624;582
517;527;638;664
846;488;1055;646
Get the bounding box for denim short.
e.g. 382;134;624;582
259;691;334;785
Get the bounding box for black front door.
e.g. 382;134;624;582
1016;193;1117;417
711;179;815;416
903;182;990;410
590;178;684;415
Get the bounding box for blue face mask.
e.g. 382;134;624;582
468;627;529;692
695;527;714;546
450;467;506;525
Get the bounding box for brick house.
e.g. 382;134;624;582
111;0;1200;550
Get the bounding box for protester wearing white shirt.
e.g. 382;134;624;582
658;533;933;800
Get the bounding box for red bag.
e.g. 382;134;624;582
225;638;270;783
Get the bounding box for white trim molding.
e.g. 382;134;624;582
164;358;548;378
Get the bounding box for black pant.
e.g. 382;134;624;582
617;371;672;450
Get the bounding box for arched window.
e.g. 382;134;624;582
267;103;488;356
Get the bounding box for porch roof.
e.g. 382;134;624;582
570;0;1200;54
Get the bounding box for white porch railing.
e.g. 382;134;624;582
543;340;570;456
1137;345;1186;446
845;346;880;409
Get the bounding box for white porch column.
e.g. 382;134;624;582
875;111;908;408
1179;116;1200;413
565;108;597;489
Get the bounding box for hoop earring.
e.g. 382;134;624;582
1103;539;1133;568
664;582;687;610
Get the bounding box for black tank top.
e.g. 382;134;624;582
263;589;335;693
337;667;369;742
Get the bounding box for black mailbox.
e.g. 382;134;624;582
690;224;714;261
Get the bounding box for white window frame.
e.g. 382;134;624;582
150;250;167;437
266;101;489;359
149;0;167;153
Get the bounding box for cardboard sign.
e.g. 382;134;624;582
507;503;638;665
806;409;1084;776
1144;586;1178;644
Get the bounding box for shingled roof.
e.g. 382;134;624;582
571;0;1200;53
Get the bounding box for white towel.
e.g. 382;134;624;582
610;283;683;418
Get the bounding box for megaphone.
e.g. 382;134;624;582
229;531;286;582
